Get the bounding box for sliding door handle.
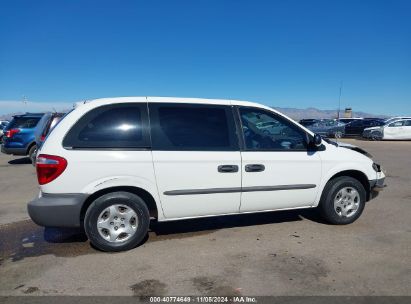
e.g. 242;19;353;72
218;165;239;173
245;164;265;172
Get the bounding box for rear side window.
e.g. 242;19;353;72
149;103;238;151
348;120;363;127
8;117;41;129
63;104;149;149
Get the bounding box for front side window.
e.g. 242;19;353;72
388;121;404;127
63;103;149;149
239;107;308;151
150;103;238;151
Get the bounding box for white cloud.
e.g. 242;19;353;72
0;100;75;115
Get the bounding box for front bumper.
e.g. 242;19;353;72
370;177;386;191
28;192;87;227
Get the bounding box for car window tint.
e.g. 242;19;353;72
404;120;411;126
8;117;41;129
63;104;149;148
239;107;308;151
349;120;362;127
150;103;238;151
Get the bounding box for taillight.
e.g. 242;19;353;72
36;154;67;185
40;135;46;141
5;128;20;138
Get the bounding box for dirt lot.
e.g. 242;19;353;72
0;139;410;296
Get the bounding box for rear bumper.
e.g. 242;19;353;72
28;193;87;227
1;145;27;155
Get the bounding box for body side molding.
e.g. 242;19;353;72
164;184;316;196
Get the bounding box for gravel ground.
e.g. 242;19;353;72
0;139;410;296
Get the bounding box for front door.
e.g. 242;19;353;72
345;120;363;136
384;120;404;139
238;107;322;212
149;101;242;219
403;120;411;139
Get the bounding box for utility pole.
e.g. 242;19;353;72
22;95;28;111
337;81;343;119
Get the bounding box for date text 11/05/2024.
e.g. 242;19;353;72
149;296;257;303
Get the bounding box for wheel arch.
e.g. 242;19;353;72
80;186;160;224
26;141;36;155
324;170;371;202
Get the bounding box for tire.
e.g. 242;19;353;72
28;145;37;165
319;176;366;225
370;131;382;141
84;191;150;252
334;131;343;139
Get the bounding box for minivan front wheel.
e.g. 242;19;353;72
84;191;150;252
319;176;366;225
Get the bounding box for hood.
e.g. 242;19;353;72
364;126;382;131
335;141;373;158
323;138;373;158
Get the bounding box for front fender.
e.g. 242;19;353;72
313;159;376;207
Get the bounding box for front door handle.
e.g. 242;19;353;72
245;164;265;172
218;165;239;173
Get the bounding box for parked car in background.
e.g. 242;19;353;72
0;124;5;143
1;113;44;162
306;119;345;138
1;120;9;127
363;119;411;140
299;119;318;127
31;112;66;164
337;118;363;125
383;116;411;125
344;118;385;137
255;120;286;135
28;97;385;252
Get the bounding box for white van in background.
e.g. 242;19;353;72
363;118;411;140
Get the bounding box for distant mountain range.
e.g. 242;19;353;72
273;107;388;121
0;107;388;122
0;112;24;121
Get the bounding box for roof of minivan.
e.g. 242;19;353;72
77;97;266;109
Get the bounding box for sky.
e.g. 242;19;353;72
0;0;410;115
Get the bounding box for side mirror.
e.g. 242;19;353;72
312;133;322;147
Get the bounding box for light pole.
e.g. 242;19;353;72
337;81;343;119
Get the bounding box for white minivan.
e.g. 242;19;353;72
28;97;385;251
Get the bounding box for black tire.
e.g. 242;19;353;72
84;191;150;252
370;131;382;141
319;176;366;225
28;145;37;165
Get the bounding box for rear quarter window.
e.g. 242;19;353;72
63;103;150;149
8;117;41;129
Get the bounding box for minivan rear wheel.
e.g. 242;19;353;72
319;176;366;225
84;191;150;252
